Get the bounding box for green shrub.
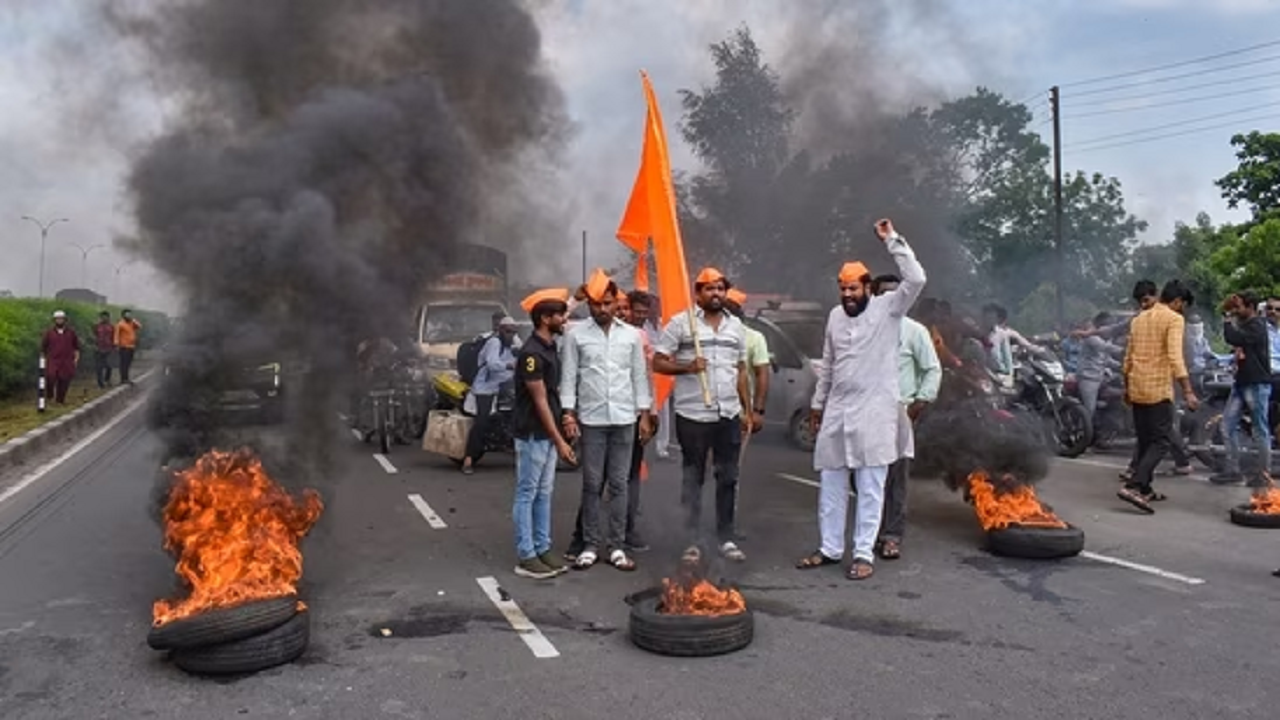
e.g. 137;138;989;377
0;298;170;398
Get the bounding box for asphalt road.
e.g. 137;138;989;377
2;405;1280;720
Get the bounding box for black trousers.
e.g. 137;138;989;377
464;394;495;463
572;423;645;548
119;348;136;383
94;351;113;388
675;415;742;544
1130;400;1174;494
46;375;71;404
879;457;910;542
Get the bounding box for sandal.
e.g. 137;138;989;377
1143;491;1168;502
574;549;598;570
609;549;636;572
847;559;875;581
719;541;746;562
796;551;840;570
1116;488;1155;514
879;539;901;560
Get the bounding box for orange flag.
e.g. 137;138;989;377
616;71;697;410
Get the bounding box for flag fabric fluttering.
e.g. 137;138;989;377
616;71;709;408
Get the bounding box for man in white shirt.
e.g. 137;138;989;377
654;268;759;562
559;270;654;571
797;219;926;581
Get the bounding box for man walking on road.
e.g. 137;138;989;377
41;310;81;405
560;271;653;572
510;288;575;580
93;310;115;388
871;273;940;562
1118;280;1199;514
115;309;142;385
653;267;758;562
797;219;926;581
460;316;518;475
1211;291;1272;486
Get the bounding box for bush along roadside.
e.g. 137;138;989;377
0;297;170;399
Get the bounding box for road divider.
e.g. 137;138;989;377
407;493;447;529
476;576;559;659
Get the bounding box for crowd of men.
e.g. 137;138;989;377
500;218;936;582
39;308;142;405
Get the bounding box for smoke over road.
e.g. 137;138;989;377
101;0;565;476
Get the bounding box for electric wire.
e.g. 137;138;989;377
1066;83;1280;118
1070;53;1280;98
1062;38;1280;88
1068;69;1280;108
1068;100;1280;147
1067;112;1280;154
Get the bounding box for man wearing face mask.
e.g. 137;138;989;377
797;219;926;581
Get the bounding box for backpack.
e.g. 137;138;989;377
456;333;491;385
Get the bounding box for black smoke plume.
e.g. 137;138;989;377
914;398;1051;492
104;0;565;478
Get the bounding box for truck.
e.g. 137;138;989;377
414;244;509;375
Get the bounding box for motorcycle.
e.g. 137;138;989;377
354;360;432;455
1010;341;1092;458
429;371;580;470
1188;355;1279;473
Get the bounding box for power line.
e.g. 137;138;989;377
1066;112;1280;154
1016;89;1048;105
1069;69;1280;108
1068;99;1280;147
1063;38;1280;88
1066;82;1280;118
1071;52;1280;98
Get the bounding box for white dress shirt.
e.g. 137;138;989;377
559;317;652;427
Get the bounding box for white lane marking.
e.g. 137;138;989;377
1059;456;1128;470
1080;551;1206;585
407;493;447;529
0;396;148;508
778;472;854;497
476;576;559;659
373;454;398;474
337;412;350;422
350;428;363;441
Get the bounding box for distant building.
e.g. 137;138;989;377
0;289;13;299
56;288;107;305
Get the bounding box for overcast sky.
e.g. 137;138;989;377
2;0;1278;311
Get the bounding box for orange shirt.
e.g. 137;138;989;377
115;319;141;349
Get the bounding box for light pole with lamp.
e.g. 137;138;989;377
21;215;70;298
69;243;105;289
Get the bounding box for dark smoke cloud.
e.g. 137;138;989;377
914;398;1050;491
102;0;566;475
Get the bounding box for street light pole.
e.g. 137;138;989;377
69;243;105;289
22;215;70;298
114;262;134;304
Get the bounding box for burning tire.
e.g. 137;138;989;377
628;595;754;657
986;524;1085;559
147;596;299;651
171;610;310;675
1228;504;1280;529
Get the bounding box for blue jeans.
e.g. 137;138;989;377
513;437;557;561
1224;383;1272;475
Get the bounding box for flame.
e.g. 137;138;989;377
967;470;1066;531
152;450;324;626
659;559;746;616
1250;486;1280;515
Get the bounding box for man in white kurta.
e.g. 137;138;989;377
799;218;926;580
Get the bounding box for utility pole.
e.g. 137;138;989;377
69;243;104;288
22;215;69;298
1050;86;1065;331
581;230;588;284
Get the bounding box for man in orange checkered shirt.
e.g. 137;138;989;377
1118;280;1200;514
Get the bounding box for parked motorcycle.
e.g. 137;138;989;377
1010;342;1092;458
429;371;579;470
1188;355;1279;473
354;360;431;454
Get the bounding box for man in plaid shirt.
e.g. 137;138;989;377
1118;279;1200;514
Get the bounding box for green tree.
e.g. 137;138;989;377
1216;131;1280;222
1208;218;1280;297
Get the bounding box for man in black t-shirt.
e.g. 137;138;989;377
1212;291;1273;486
511;288;576;580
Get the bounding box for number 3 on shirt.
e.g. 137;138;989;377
525;356;537;373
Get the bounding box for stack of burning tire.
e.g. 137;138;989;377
969;471;1085;559
148;450;323;675
1229;485;1280;529
628;552;754;657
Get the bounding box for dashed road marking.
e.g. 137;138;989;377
1080;550;1206;585
373;454;398;474
476;576;559;659
777;472;854;497
408;493;447;529
350;428;363;441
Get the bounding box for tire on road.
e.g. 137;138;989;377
1228;504;1280;529
1053;399;1092;458
789;409;816;453
628;595;753;657
171;610;310;675
986;524;1085;559
147;596;299;651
